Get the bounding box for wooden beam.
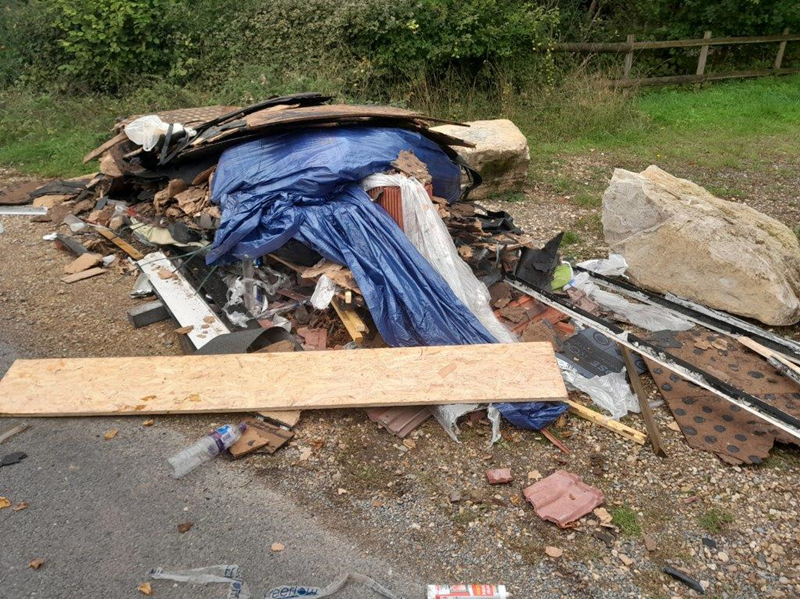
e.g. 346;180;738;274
623;34;635;79
96;227;145;260
332;297;367;344
696;30;712;76
565;399;647;445
82;132;127;164
0;343;567;417
620;345;666;456
550;33;800;53
775;28;790;70
614;68;800;88
738;336;800;386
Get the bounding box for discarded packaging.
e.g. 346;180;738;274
149;564;250;598
167;423;246;478
427;584;508;599
558;358;639;420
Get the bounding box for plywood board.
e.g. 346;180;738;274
0;343;566;417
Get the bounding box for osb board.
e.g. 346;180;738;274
645;329;800;465
0;343;566;417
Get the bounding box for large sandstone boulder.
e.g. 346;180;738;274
431;119;529;199
603;166;800;326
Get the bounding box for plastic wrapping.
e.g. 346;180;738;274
493;401;568;431
577;253;628;276
266;573;403;599
149;564;251;598
124;115;196;152
361;173;514;343
311;274;337;309
209;129;496;347
558;358;639;419
568;273;693;332
431;404;480;442
486;405;503;447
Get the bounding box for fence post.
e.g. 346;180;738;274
696;30;712;77
623;34;635;79
775;28;790;70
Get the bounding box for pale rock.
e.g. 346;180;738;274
602;166;800;325
430;119;529;199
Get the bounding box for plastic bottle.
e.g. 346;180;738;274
168;423;246;478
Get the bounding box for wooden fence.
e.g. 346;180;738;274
550;29;799;87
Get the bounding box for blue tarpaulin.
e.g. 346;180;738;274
493;401;568;431
208;127;497;346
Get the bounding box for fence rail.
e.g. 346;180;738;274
550;30;796;87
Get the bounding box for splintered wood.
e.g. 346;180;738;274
0;343;566;417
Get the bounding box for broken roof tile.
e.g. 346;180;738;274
523;470;604;528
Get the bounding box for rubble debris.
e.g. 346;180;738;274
127;300;170;328
63;252;103;274
643;534;658;552
485;468;513;484
0;180;48;205
0;343;567;416
0;205;48;216
515;232;563;289
103;429;118;440
430;118;530;199
54;233;87;256
228;418;293;459
138;252;229;350
137;581;153;595
96;227;144;260
168;423;246;478
663;566;705;594
0;423;29;444
0;451;27;468
603;166;800;325
0;497;9;509
60;267;107;284
177;522;193;534
366;406;432;438
523;470;605;528
28;559;44;570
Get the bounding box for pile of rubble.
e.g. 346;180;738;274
0;93;798;473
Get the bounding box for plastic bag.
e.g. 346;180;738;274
311;274;337;309
431;404;480;442
361;173;514;343
577;254;628;277
124;115;196;152
568;273;693;332
149;564;251;598
558;358;639;419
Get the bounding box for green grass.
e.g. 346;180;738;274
698;508;734;533
525;75;800;172
610;505;642;537
561;230;581;245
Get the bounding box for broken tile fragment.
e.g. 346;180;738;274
485;468;513;485
523;470;604;528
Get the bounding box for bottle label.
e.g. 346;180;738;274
209;425;237;454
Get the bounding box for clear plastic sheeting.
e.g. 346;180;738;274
577;253;628;277
149;564;251;598
486;405;503;447
124;115;196;152
265;572;405;599
361;173;515;343
558;358;640;420
311;274;337;309
568;272;693;332
431;404;480;442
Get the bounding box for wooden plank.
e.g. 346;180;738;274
96;227;145;260
775;28;790;70
550;33;800;53
620;346;666;456
138;252;228;349
696;31;712;76
331;298;367;344
615;68;800;88
623;34;635;79
0;343;567;417
60;267;107;284
565;400;647;445
82;132;127;164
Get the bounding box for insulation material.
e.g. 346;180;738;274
577;254;628;277
567;272;693;332
558;358;640;420
361;173;514;344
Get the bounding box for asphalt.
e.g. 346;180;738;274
0;341;420;599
